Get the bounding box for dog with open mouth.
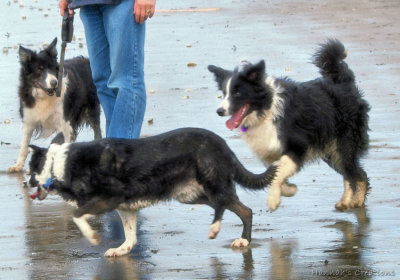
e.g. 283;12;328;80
8;38;102;173
28;127;277;257
208;39;370;212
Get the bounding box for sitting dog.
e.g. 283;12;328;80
8;38;101;173
208;39;370;211
28;128;276;257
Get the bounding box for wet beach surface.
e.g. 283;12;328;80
0;0;399;279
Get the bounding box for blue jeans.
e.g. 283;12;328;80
80;0;146;139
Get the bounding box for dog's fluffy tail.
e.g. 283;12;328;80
232;158;277;190
313;38;355;83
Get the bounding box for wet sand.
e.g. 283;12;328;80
0;0;399;279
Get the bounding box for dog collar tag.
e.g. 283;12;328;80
240;125;249;132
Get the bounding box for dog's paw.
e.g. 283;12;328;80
208;221;221;239
104;246;131;257
280;183;298;197
335;201;349;211
267;195;281;211
231;238;250;248
8;166;23;173
349;200;365;209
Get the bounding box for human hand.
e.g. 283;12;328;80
59;0;74;16
134;0;156;24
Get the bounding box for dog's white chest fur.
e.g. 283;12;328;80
241;115;282;164
23;79;69;139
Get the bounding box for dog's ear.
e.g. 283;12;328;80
208;65;232;90
243;60;265;83
45;38;58;58
18;46;34;64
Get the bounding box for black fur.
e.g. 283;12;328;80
29;128;277;249
209;39;370;211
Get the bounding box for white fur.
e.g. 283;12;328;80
208;221;221;239
104;210;138;257
52;143;70;180
35;144;60;185
240;77;285;164
231;238;249;247
73;214;99;245
335;180;354;210
267;156;298;211
9;76;72;173
44;72;58;88
218;77;232;115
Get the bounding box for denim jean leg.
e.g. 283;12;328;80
79;5;116;135
102;0;147;139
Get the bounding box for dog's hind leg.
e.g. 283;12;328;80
335;179;354;211
93;123;102;140
350;169;369;208
91;117;102;140
226;199;253;248
104;210;138;257
331;149;369;210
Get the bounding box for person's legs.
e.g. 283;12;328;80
102;0;147;139
79;5;116;135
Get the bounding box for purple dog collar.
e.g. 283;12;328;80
240;125;249;132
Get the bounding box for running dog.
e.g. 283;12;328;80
28;128;276;257
8;38;101;173
208;39;370;211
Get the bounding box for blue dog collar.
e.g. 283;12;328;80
43;177;53;190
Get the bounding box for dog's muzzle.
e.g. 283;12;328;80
216;107;226;116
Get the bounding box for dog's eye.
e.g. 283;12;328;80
233;91;241;97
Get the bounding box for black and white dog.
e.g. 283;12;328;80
8;38;101;173
208;39;370;211
28;128;276;256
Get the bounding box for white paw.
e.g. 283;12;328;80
280;183;297;197
335;200;350;211
231;238;250;248
208;221;221;239
267;195;281;211
8;166;23;173
104;247;131;257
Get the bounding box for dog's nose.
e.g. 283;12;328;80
216;108;226;116
50;79;58;88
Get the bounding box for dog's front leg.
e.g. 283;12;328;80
104;210;138;257
268;155;298;211
73;214;100;246
9;123;34;173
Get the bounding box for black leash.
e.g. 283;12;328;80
56;9;74;97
